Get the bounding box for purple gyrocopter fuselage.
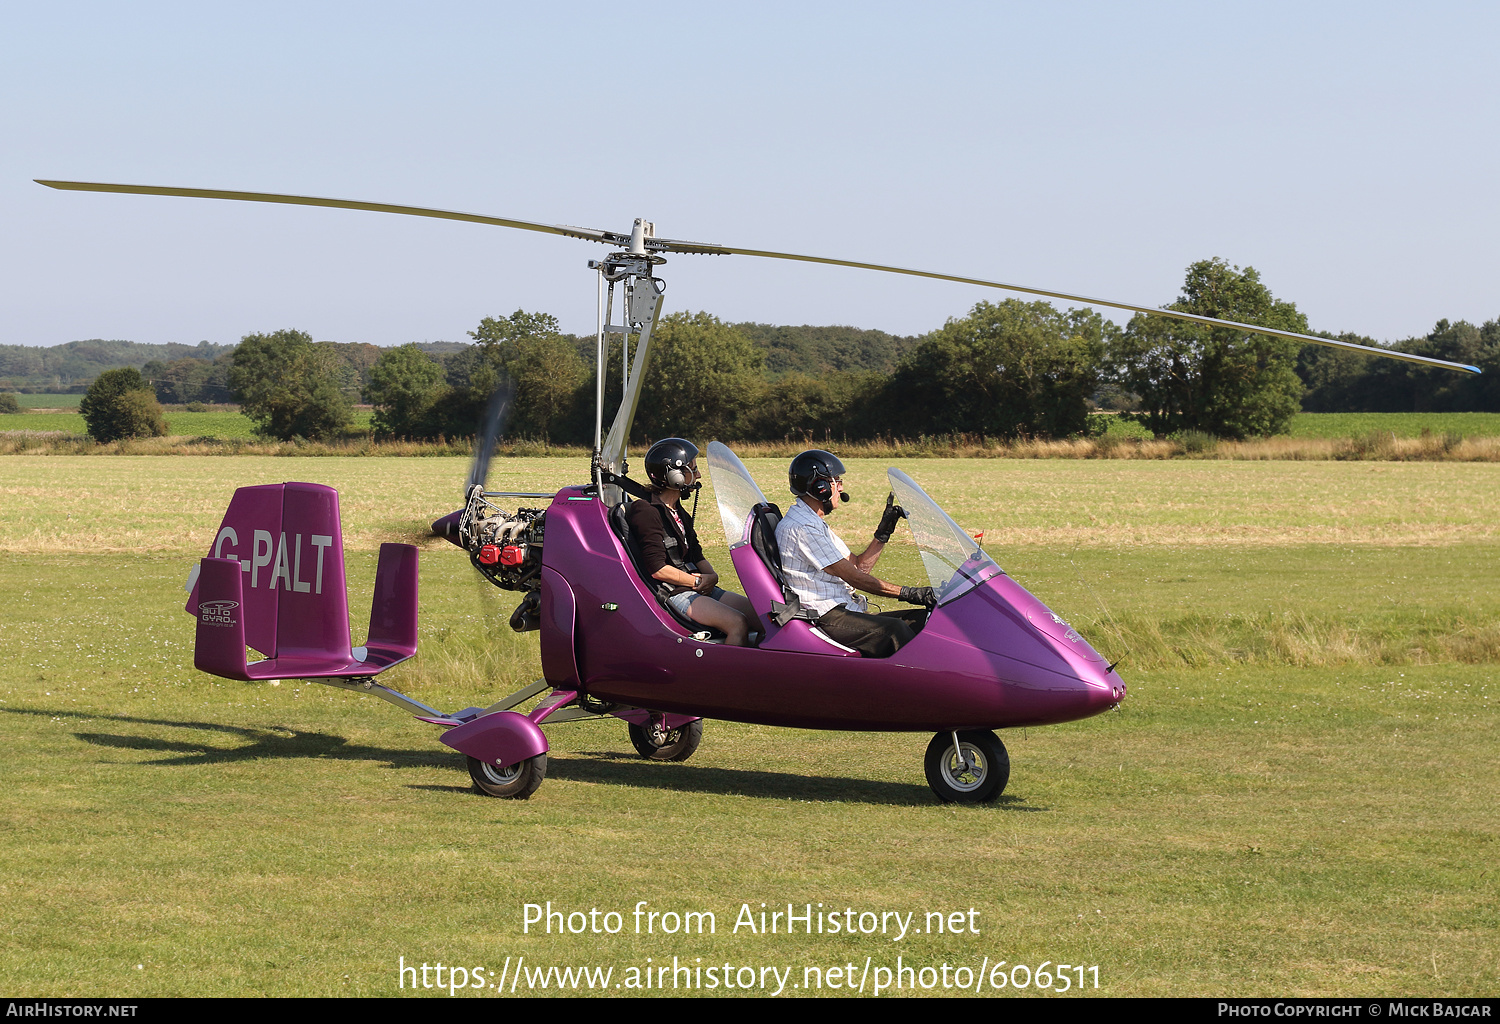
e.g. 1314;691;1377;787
424;445;1126;801
536;479;1123;734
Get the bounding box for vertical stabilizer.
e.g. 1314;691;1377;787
274;483;351;660
186;483;285;656
358;542;419;669
193;557;251;680
186;482;352;665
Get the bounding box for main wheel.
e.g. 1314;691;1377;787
467;753;547;799
628;718;703;762
923;730;1009;803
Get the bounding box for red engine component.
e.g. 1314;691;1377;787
477;544;500;565
499;545;525;566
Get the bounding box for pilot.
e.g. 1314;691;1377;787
628;438;759;647
774;449;936;658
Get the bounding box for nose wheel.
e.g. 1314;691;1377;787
924;730;1009;803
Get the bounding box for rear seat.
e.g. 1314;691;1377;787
609;502;727;643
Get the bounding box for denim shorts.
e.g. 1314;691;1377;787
666;585;727;617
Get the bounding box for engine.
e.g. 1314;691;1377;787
459;486;545;594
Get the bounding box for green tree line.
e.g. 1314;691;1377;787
351;258;1498;445
42;258;1500;443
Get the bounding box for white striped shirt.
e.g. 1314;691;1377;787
775;499;868;617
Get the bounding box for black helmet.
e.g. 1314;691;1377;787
644;438;700;491
789;449;848;512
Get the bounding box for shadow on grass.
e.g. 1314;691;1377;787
533;749;1044;810
4;706;451;770
559;752;928;804
9;707;1044;809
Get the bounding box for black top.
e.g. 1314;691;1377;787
625;494;705;596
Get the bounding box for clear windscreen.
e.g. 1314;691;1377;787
887;467;1003;605
705;441;769;549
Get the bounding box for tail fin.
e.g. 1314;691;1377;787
186;482;417;680
357;542;419;671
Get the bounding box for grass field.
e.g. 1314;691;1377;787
0;456;1494;997
0;408;375;438
9;393;83;409
1288;412;1500;439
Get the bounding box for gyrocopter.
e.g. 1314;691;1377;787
36;179;1480;803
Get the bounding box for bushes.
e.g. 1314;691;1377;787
364;343;446;439
79;369;168;441
0;393;19;414
229;330;353;441
1173;429;1219;454
1109;259;1306;439
363;313;592;442
887;300;1108;440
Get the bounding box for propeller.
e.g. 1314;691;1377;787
440;382;519;625
35;178;1482;375
428;381;512;547
466;382;514;499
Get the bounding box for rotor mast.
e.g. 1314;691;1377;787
591;218;667;505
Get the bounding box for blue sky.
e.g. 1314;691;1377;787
3;2;1496;347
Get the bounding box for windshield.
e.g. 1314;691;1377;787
705;441;769;549
887;467;1003;605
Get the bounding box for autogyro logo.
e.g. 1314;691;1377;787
1051;613;1083;644
198;599;239;627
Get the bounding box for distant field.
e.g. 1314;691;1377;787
0;411;86;433
0;408;374;437
7;408;1500;445
1288;411;1500;438
9;393;82;409
1087;411;1500;439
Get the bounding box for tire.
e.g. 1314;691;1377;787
467;753;547;799
923;730;1009;804
628;718;703;762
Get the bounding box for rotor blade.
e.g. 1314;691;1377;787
35;179;630;247
467;383;514;498
675;243;1482;375
39;179;1477;374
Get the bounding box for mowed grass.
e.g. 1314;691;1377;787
0;455;1494;997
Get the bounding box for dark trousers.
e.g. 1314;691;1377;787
815;606;928;658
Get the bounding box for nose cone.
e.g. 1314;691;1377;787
1039;654;1124;719
432;509;465;547
1095;668;1126;711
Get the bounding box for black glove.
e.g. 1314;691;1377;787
874;492;908;543
898;585;937;608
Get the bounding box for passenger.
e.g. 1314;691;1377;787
774;449;936;657
628;438;759;647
